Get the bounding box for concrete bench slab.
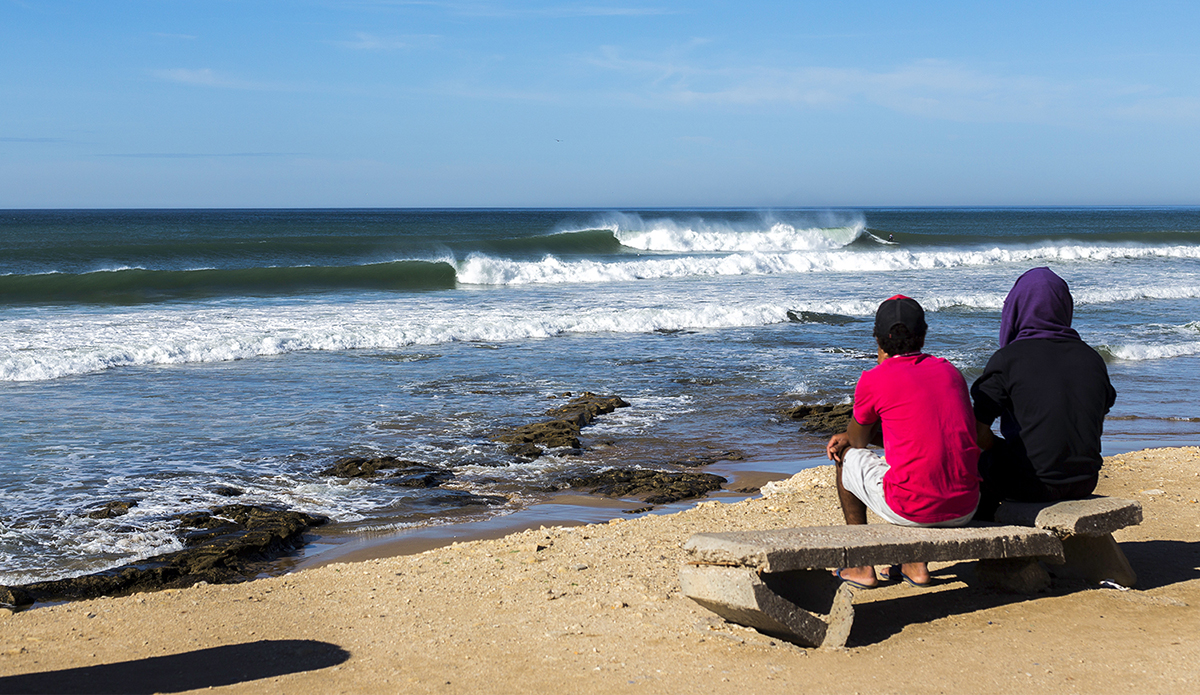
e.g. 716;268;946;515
683;523;1064;573
991;496;1142;587
993;496;1142;536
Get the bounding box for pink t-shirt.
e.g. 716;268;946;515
853;353;980;523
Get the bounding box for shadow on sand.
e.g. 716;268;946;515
848;539;1200;647
0;639;349;694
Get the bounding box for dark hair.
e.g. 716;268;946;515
876;322;925;356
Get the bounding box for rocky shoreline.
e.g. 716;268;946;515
4;391;801;606
1;505;326;607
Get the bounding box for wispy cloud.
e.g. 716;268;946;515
1;137;71;143
150;68;295;92
584;46;1198;125
338;1;676;18
330;32;439;50
97;152;304;159
465;4;677;17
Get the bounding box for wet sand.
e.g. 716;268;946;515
2;447;1198;694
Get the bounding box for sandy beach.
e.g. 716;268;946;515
2;446;1198;694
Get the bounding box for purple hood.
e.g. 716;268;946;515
998;267;1081;348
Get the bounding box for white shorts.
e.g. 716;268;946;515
840;448;975;527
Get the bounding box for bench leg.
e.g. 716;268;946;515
679;565;855;649
1049;533;1138;587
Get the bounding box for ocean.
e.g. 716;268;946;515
2;207;1199;585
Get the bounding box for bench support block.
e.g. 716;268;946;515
679;565;855;649
1048;532;1138;587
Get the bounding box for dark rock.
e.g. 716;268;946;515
783;402;854;435
544;393;630;426
320;455;424;478
384;469;454;488
506;443;544;459
562;469;726;505
623;506;654;514
494;419;582;450
0;585;33;608
86;500;138;519
667;450;746;467
211;486;244;497
422;490;508;507
4;504;327;604
785;310;860;325
492;393;630;456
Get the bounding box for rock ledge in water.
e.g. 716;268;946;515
320;456;453;487
561;469;727;505
492;393;630;457
783;402;854;436
0;504;327;606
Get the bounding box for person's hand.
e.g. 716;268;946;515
826;432;851;463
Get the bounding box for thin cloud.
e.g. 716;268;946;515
150;68;297;92
153;68;228;87
499;5;677;17
330;32;439;50
342;1;676;18
96;152;304;159
1;137;70;143
585;46;1198;125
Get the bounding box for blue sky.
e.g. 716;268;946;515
2;1;1198;208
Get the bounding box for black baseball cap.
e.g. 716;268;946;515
873;295;927;338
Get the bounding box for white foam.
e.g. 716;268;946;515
0;296;831;382
1075;285;1200;304
8;274;1200;383
562;211;868;253
456;243;1200;287
1107;341;1200;362
614;222;865;253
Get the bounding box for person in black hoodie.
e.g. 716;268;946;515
971;267;1116;520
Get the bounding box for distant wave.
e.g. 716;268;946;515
0;260;457;304
465;229;625;256
457;242;1200;286
861;228;1200;248
613;222;864;253
7;241;1200;304
1100;341;1200;362
1093;322;1200;362
556;210;868;253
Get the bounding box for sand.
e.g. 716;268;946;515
2;447;1199;694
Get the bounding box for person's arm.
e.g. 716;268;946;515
975;420;995;451
970;351;1006;434
826;418;875;463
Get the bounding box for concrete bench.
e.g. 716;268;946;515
679;496;1141;649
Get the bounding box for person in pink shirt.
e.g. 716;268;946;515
826;295;981;588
